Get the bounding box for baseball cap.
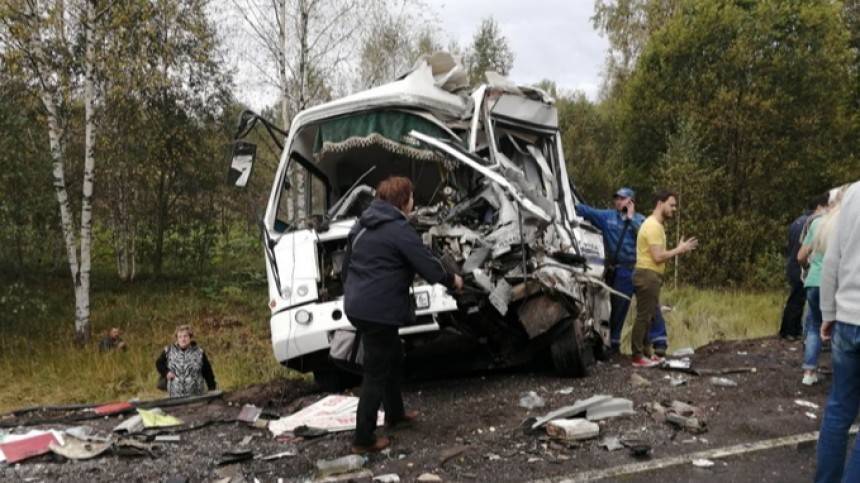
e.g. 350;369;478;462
614;187;635;199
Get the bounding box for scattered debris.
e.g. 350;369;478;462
531;395;612;429
114;414;145;434
486;452;502;460
673;347;695;357
154;435;181;443
709;377;738;387
556;387;574;395
138;408;183;428
806;412;818;420
665;358;692;370
416;473;443;482
0;431;62;463
318;469;375;482
293;425;329;439
586;398;635;421
630;373;651;387
694;367;757;376
668;375;688;387
316;454;367;478
64;426;108;443
49;435;111;460
94;401;135;416
599;435;624;451
692;458;715;468
519;391;546;409
737;351;749;356
218;449;254;466
794;400;820;410
546;418;600;441
257;450;296;461
270;395;383;436
239;435;254;446
648;400;708;434
237;404;263;424
373;474;401;483
620;438;652;458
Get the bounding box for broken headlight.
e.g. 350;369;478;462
414;291;431;310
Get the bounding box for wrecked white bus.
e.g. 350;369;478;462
228;54;612;388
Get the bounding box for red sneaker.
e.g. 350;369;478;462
631;356;658;368
650;355;666;364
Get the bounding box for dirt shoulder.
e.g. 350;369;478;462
1;337;831;482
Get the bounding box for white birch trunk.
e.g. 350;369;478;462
75;0;96;343
42;92;80;288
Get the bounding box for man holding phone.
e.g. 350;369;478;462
576;187;669;355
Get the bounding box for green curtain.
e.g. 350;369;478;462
313;111;457;162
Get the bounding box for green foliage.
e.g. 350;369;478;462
574;0;858;287
466;17;515;86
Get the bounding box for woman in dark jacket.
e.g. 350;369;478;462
155;324;216;397
344;176;462;454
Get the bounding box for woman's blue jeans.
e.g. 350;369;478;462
804;287;823;371
816;322;860;483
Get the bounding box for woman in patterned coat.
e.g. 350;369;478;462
155;325;217;397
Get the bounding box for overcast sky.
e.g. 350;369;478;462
230;1;610;110
427;0;609;98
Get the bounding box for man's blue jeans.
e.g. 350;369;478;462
804;287;823;371
610;266;668;350
816;322;860;483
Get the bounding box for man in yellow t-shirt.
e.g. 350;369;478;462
631;190;698;368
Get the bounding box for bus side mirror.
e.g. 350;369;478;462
227;141;257;188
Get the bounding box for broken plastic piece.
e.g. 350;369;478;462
692;458;715;468
672;347;695;357
599;435;624;451
0;431;60;463
138;408;183;428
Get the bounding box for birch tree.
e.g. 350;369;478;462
228;0;368;220
0;0;98;343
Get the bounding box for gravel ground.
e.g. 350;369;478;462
0;336;833;482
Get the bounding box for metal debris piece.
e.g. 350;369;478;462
239;435;254;446
586;398;635;421
531;395;613;430
672;347;695;357
318;469;375;482
518;295;571;339
692;458;715;468
489;278;513;316
556;387;574;395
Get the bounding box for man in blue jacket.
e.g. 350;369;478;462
576;187;669;355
